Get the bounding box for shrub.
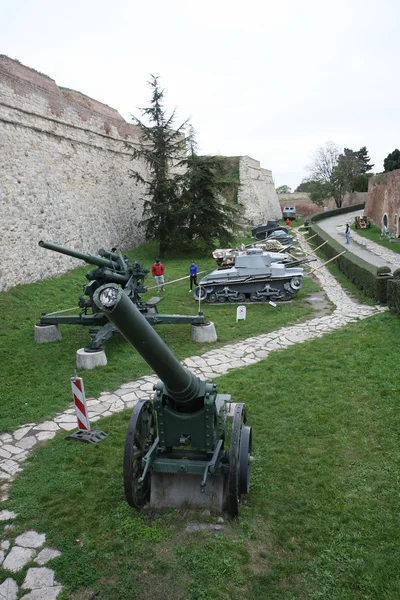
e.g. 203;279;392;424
307;223;389;302
377;266;392;275
387;279;400;315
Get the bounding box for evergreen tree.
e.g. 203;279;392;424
383;149;400;172
180;127;238;251
344;146;374;173
128;75;188;258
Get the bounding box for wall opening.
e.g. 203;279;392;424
383;213;388;229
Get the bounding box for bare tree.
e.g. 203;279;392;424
306;141;340;182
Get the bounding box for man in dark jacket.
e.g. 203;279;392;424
189;261;198;292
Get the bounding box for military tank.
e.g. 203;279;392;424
194;248;304;303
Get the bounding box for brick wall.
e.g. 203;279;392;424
365;170;400;235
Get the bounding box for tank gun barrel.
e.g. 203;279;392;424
93;284;203;412
39;240;119;270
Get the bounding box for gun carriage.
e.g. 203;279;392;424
93;283;253;516
38;241;205;350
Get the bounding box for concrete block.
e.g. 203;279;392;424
76;348;107;369
190;322;217;343
34;324;62;344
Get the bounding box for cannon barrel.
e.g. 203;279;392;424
93;284;203;411
86;268;130;284
39;240;120;270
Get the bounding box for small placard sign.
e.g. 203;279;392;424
236;305;247;322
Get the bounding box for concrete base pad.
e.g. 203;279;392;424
190;321;217;343
150;472;226;512
76;348;107;369
34;324;62;343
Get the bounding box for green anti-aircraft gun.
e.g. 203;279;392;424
37;241;205;351
93;283;253;516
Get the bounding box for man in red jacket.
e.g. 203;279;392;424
152;258;165;292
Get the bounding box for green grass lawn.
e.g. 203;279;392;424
352;223;400;254
0;239;320;432
2;312;400;599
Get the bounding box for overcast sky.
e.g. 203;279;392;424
1;0;399;190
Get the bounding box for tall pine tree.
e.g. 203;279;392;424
180;127;239;251
128;75;188;258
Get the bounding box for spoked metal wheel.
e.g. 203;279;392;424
227;403;247;517
236;293;246;302
207;292;217;303
123;399;156;508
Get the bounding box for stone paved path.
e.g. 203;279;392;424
0;229;389;597
318;209;400;271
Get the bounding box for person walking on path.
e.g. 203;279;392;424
345;223;351;245
152;258;166;292
189;261;198;292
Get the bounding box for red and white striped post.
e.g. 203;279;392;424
70;375;91;432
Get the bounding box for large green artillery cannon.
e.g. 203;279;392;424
93;283;253;516
37;241;205;351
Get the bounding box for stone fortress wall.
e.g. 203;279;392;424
238;156;281;224
0;56;281;291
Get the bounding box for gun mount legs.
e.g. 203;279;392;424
123;399;157;508
190;321;217;343
34;323;62;343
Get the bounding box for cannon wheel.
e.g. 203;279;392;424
227;403;247;517
123;399;156;508
239;425;252;494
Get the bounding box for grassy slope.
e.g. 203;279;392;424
2;312;400;599
0;241;319;432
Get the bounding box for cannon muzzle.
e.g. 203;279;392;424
93;284;204;412
39;240;120;270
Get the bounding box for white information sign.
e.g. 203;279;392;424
236;305;247;322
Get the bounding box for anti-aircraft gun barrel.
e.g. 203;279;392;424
93;283;203;412
38;240;120;270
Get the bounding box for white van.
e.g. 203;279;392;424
282;206;297;221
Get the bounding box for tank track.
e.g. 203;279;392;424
195;275;302;304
